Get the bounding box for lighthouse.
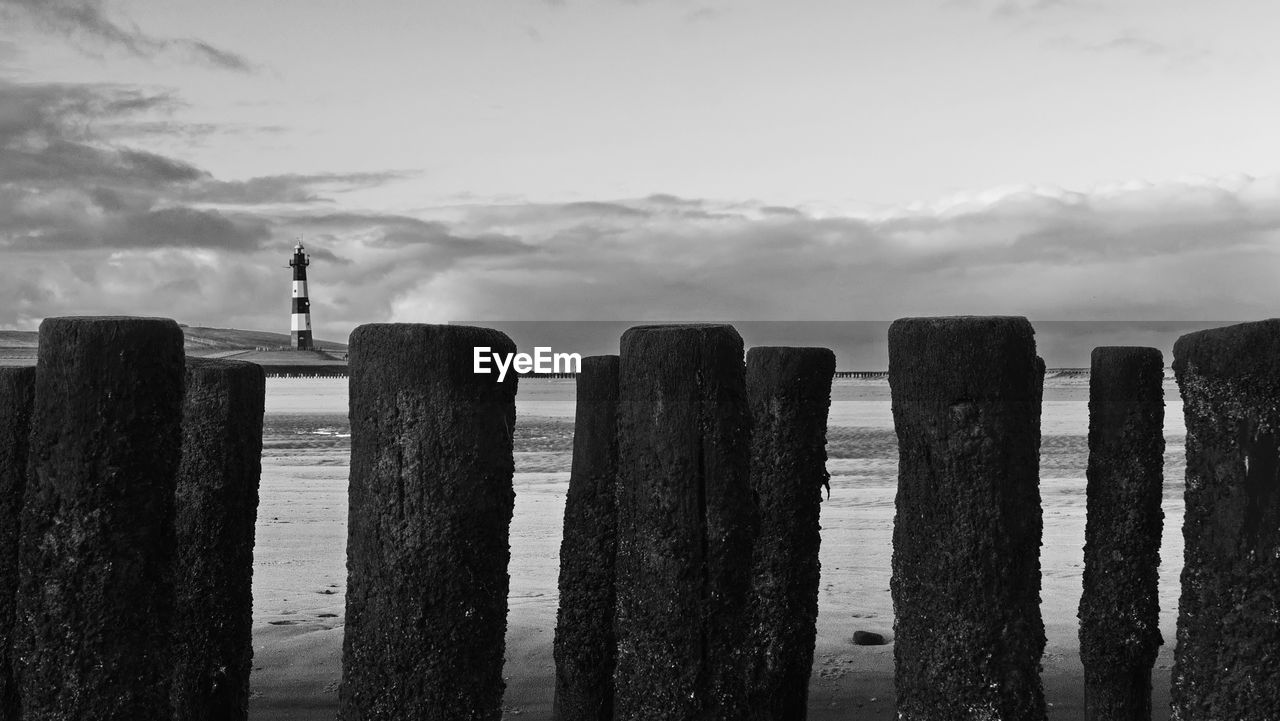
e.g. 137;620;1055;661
289;241;314;350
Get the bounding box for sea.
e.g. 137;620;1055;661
256;376;1188;654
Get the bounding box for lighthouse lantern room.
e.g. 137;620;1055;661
289;241;314;350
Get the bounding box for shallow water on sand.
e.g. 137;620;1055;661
252;377;1187;718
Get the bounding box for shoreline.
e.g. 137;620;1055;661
246;624;1177;721
246;377;1185;720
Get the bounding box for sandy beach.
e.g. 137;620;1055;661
248;377;1186;720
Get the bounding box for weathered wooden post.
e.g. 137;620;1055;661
14;316;185;720
614;324;755;721
888;316;1047;721
0;366;35;720
339;324;518;721
745;346;835;721
1171;320;1280;720
552;355;620;721
1078;347;1164;721
171;358;266;721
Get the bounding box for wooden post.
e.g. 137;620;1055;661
339;324;518;721
552;355;620;721
171;358;266;721
1172;320;1280;720
14;316;185;720
745;346;835;721
0;366;35;720
888;316;1047;721
1078;347;1164;721
614;324;755;721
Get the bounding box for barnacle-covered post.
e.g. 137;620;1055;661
339;323;518;721
0;366;35;720
553;355;620;721
1171;320;1280;720
888;316;1047;721
745;346;835;721
1078;346;1164;721
614;324;755;721
171;358;266;721
14;317;185;720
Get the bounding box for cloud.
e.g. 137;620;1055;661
7;174;1280;342
189;171;418;205
946;0;1087;19
1055;31;1211;65
0;80;415;211
684;7;723;23
0;38;20;65
0;79;406;257
0;81;181;142
0;78;523;330
11;206;271;252
94;120;288;144
988;0;1082;17
0;0;254;72
948;0;1212;68
392;180;1280;326
2;77;1277;345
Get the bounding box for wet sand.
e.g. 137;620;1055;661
248;378;1185;720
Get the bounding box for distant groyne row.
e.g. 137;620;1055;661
258;368;1103;381
256;368;1096;381
253;364;349;378
1;315;1277;721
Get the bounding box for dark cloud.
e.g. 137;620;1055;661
183;40;253;72
6;178;1280;340
0;81;180;142
290;212;533;259
0;79;422;260
0;74;455;339
561;201;650;217
645;193;704;207
111;207;269;250
0;140;204;188
404;184;1280;326
20;206;269;251
759;205;804;217
0;81;208;195
190;172;417;205
0;0;254;72
94;120;289;144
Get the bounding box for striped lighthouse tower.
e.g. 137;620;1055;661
289;240;314;350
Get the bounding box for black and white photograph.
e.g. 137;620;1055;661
1;1;1278;719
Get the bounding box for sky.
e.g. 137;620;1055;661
1;0;1279;354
